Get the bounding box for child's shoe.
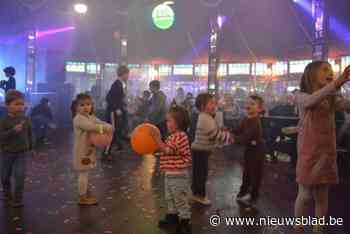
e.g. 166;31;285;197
192;195;211;205
236;190;248;200
79;195;98;206
158;213;179;228
236;193;251;203
176;219;192;234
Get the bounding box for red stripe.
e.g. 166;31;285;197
160;132;192;171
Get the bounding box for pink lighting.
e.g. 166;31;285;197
36;26;76;39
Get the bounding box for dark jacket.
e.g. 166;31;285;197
106;79;126;113
235;116;265;158
1;77;16;93
0;114;32;153
148;91;167;125
30;104;53;120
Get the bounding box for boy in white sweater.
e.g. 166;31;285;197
191;93;231;205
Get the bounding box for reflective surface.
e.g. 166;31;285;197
0;130;348;234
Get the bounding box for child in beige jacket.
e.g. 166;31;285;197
71;93;113;205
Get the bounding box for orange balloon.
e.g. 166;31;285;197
131;123;160;155
89;132;113;149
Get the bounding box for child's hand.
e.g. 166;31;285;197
229;134;235;144
149;128;161;145
14;121;25;133
103;125;113;133
338;65;350;85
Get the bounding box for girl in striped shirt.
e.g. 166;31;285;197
150;105;192;234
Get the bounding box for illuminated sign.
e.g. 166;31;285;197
152;4;175;30
173;65;193;75
86;63;101;74
158;65;172;76
65;61;85;73
290;60;312;74
228;63;250;75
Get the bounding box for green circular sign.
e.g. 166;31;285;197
152;4;175;30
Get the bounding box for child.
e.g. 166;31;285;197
150;105;192;234
294;61;350;234
147;80;167;138
0;90;32;207
191;93;231;205
234;95;265;207
71;93;113;205
30;97;54;144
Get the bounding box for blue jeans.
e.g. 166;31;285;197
1;152;27;198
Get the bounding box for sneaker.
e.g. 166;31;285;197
236;191;248;200
192;195;211;205
79;195;98;206
176;219;192;234
236;193;251;202
87;193;98;201
158;213;179;228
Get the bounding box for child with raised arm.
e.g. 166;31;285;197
294;61;350;234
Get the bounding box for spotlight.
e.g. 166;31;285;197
121;39;127;47
28;31;36;40
217;15;225;29
293;0;298;2
74;3;88;14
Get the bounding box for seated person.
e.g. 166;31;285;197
30;98;54;144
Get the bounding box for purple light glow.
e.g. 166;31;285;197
217;15;226;29
294;0;312;15
330;18;350;44
294;0;350;44
36;26;76;39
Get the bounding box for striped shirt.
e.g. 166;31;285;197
192;112;231;152
160;131;192;172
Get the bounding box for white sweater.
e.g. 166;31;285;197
191;112;230;152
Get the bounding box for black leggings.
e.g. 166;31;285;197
191;150;210;197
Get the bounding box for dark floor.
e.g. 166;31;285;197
0;130;349;234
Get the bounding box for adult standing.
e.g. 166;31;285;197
1;66;16;93
103;65;129;160
147;80;167;138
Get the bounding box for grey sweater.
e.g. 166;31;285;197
191;112;230;152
